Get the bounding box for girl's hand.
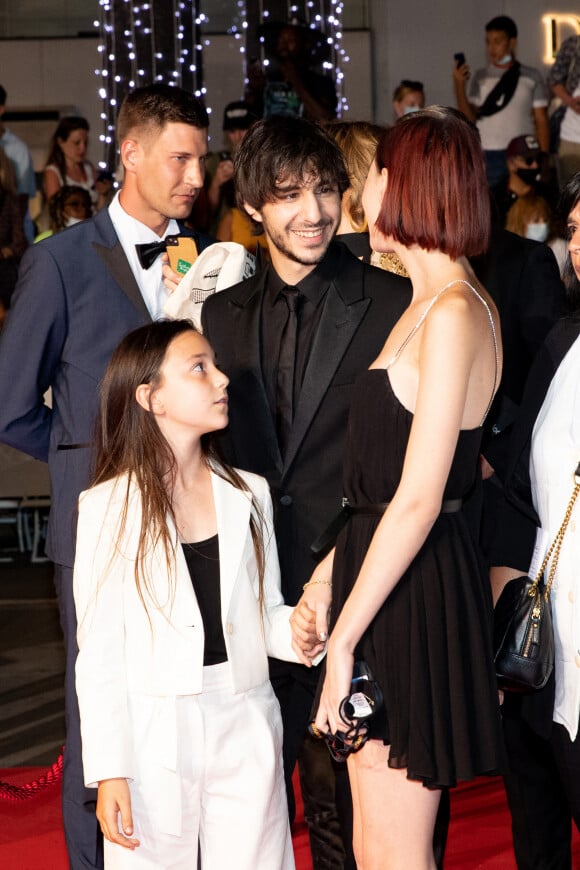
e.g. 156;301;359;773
313;638;354;736
290;598;326;665
299;577;332;642
97;778;140;850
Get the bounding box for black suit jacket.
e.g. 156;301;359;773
0;208;212;567
471;230;564;479
492;316;580;736
202;241;411;605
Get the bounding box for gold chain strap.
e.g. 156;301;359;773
529;463;580;600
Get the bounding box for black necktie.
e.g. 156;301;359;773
276;287;302;455
135;237;174;270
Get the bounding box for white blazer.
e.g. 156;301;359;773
74;467;300;789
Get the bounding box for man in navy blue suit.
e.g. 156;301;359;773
0;83;212;870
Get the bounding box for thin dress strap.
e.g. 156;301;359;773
385;279;499;426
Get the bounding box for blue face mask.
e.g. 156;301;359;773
526;222;549;243
496;53;512;66
403;105;420;115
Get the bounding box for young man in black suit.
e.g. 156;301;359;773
201;116;411;869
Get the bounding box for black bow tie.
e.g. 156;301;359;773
135;237;176;270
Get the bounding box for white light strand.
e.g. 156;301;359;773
96;0;206;169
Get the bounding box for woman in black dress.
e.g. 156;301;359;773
313;107;505;868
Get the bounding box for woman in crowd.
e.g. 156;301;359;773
505;192;567;276
34;184;92;242
73;319;321;868
491;171;580;869
313;107;504;868
392;79;425;119
43;116;97;207
326;120;384;261
327;119;409;277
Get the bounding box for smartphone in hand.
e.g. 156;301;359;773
166;236;199;277
454;52;466;68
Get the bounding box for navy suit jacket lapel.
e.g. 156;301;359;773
90;209;151;321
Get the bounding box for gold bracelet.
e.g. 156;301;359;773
303;578;332;591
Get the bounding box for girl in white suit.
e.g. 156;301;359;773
73;319;322;869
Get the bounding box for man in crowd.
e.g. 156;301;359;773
453;15;549;187
490;134;552;227
190;99;258;236
0;83;212;870
201;115;411;869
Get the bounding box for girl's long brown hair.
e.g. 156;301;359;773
92;319;266;616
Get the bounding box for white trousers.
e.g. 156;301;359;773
105;663;295;869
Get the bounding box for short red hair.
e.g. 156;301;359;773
374;106;490;258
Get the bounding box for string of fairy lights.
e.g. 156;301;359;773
95;0;346;169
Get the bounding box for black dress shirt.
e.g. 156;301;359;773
261;254;336;425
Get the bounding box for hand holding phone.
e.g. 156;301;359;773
454;52;466;68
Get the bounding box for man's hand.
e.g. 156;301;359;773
452;60;470;87
212;159;234;188
96;778;140;850
161;253;181;294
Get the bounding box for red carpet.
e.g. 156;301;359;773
1;767;579;868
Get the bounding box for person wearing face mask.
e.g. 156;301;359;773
453;16;550;187
392;80;425;120
490;134;554;227
35;185;93;242
506;192;568;277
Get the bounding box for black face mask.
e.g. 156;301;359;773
516;167;540;185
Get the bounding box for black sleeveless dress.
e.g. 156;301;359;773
329;368;505;788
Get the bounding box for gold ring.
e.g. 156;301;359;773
309;723;324;740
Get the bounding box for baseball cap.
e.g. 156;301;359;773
222;101;257;131
506;135;541;161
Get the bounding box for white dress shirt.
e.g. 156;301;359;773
531;333;580;740
108;191;180;319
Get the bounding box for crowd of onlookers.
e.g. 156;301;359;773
1;14;578;328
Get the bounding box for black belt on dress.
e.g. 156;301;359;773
310;497;463;557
